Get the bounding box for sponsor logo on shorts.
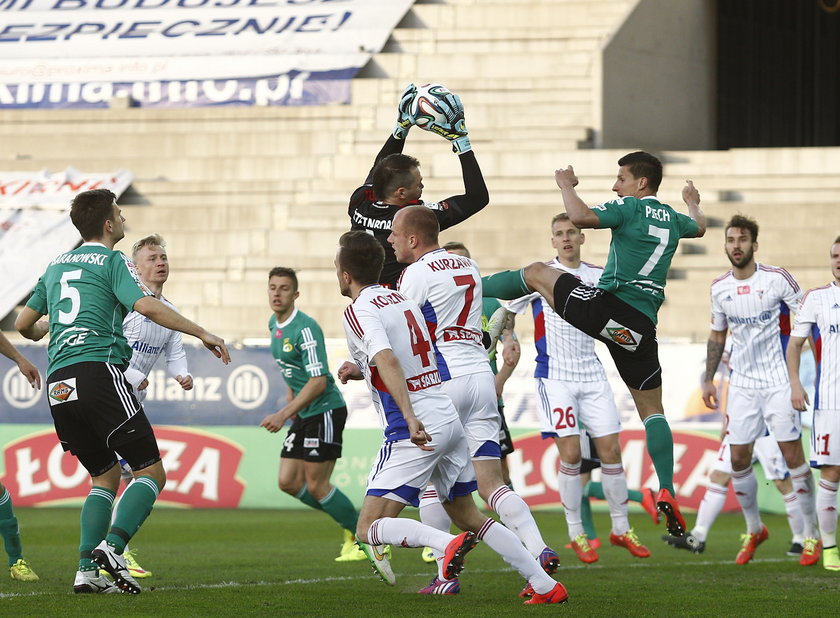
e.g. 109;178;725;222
599;320;642;351
48;379;78;404
308;449;320;457
303;438;320;449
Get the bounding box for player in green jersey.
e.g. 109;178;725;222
0;334;41;582
482;152;706;538
259;267;367;562
16;188;229;594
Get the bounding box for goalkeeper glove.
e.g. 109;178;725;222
392;83;417;140
423;93;471;154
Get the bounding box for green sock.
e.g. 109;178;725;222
627;488;643;503
481;269;531;299
584;481;604;500
296;485;324;511
580;496;597;540
0;489;23;566
79;486;116;571
108;477;160;553
319;486;359;532
643;414;675;495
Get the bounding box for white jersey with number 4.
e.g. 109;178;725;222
791;281;840;410
122;296;190;402
397;248;487;381
507;258;607;382
710;263;801;389
342;285;458;442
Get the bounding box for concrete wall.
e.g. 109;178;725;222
600;0;716;150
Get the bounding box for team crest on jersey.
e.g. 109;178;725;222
737;285;750;295
600;320;642;351
48;379;78;404
282;338;293;353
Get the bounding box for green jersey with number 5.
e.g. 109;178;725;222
592;196;698;324
26;243;153;374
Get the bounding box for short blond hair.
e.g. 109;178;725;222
132;233;166;260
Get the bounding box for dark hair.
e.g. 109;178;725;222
70;189;117;241
442;241;470;257
726;214;759;242
268;266;298;290
834;235;840;244
617;151;663;192
338;231;385;285
399;205;439;245
371;153;420;201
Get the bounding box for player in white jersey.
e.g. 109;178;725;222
110;234;193;579
702;214;818;566
787;235;840;571
504;214;650;563
388;207;560;598
335;231;567;604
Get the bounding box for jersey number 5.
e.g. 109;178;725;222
58;269;83;324
404;310;432;367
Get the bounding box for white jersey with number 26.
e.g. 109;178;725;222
397;248;488;381
343;285;458;443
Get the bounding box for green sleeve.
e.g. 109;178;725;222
110;252;151;311
302;319;330;379
25;277;48;314
676;211;699;238
590;198;627;229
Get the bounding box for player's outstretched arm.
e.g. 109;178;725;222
0;331;41;389
371;348;433;450
682;179;706;237
786;335;810;411
361;84;417;185
133;296;230;364
555;166;600;229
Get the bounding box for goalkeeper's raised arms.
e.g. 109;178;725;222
392;83;417;140
421;93;471;154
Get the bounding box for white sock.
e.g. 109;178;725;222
556;461;584;539
790;463;817;539
692;482;728;542
781;490;806;544
489;485;548;557
600;462;630;536
731;467;762;534
477;518;556;595
419;486;452;579
367;517;452;551
817;478;839;548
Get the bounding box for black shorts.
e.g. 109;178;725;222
498;404;514;458
580;431;601;474
280;407;347;462
47;362;160;477
553;273;662;391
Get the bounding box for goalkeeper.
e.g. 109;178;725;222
348;83;489;288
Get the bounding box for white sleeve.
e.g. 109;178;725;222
164;329;190;379
710;286;727;331
123;367;147;390
396;264;428;307
778;270;803;313
791;292;817;338
506;291;539;315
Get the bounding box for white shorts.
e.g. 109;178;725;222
440;371;501;460
713;433;789;480
535;377;621;439
810;409;840;467
366;419;473;507
725;382;801;445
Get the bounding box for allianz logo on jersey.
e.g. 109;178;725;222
142;364;269;410
728;311;772;325
2;367;42;409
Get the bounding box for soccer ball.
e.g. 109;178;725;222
410;83;452;128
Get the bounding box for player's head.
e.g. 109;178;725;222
724;214;759;269
132;233;169;287
372;153;423;204
389;206;439;263
336;231;385;297
551;213;585;264
267;266;299;316
614;151;662;197
70;189;123;242
443;241;470;258
831;235;840;282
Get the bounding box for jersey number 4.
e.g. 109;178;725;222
404;310;432;367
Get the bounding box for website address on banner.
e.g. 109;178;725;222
0;72;317;108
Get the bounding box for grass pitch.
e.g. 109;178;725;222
0;507;835;616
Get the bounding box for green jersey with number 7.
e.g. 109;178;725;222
26;243;153;374
592;196;699;324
